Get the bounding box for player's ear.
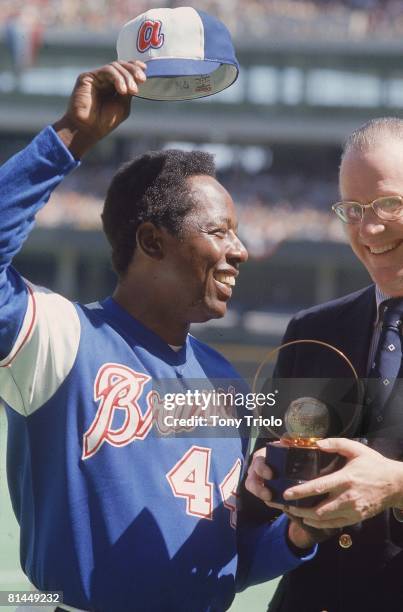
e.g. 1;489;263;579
136;222;164;260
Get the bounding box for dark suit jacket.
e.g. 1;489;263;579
240;285;403;612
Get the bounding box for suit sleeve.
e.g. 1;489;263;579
0;127;81;415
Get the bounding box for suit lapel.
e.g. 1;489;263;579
334;285;376;378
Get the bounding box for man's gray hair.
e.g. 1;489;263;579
342;117;403;162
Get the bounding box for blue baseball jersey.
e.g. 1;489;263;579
0;127;315;612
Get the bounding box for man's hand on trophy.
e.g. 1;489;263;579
283;438;403;528
245;448;277;503
54;61;147;158
245;449;331;548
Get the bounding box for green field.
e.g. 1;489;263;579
0;407;278;611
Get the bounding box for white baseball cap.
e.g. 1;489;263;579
117;6;239;101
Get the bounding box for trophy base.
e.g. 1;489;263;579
265;439;340;508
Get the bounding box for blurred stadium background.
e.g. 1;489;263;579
1;0;402;609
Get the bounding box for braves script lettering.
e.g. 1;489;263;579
83;363;153;459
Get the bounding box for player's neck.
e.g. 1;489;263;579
112;284;189;346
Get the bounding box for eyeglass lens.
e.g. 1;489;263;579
335;197;403;223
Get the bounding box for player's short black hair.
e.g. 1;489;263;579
102;149;216;276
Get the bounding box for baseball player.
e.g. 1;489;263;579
0;61;316;612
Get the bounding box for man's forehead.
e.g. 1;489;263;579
341;139;403;171
187;174;227;197
184;198;237;234
340;140;403;196
185;206;234;227
187;174;233;206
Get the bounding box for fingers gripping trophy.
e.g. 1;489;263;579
252;340;364;508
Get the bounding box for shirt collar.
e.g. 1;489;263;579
374;285;393;324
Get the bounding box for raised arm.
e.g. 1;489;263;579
0;61;146;359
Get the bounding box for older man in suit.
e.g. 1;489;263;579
244;117;403;612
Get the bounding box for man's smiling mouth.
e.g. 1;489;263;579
214;272;236;287
366;240;402;255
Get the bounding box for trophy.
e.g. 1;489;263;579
252;340;364;508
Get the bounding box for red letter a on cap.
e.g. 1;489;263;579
137;20;164;53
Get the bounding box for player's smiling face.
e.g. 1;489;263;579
340;140;403;296
164;175;248;322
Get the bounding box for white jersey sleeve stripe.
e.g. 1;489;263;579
0;283;36;368
0;283;81;416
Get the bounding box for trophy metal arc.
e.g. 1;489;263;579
252;339;364;507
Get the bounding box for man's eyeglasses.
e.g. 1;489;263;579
332;196;403;224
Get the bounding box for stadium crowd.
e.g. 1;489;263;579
0;0;403;41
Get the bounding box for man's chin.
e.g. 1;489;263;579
191;301;227;323
370;269;403;296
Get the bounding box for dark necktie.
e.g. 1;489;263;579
364;298;403;429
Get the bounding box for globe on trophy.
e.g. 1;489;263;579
285;396;330;439
252;340;364;508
